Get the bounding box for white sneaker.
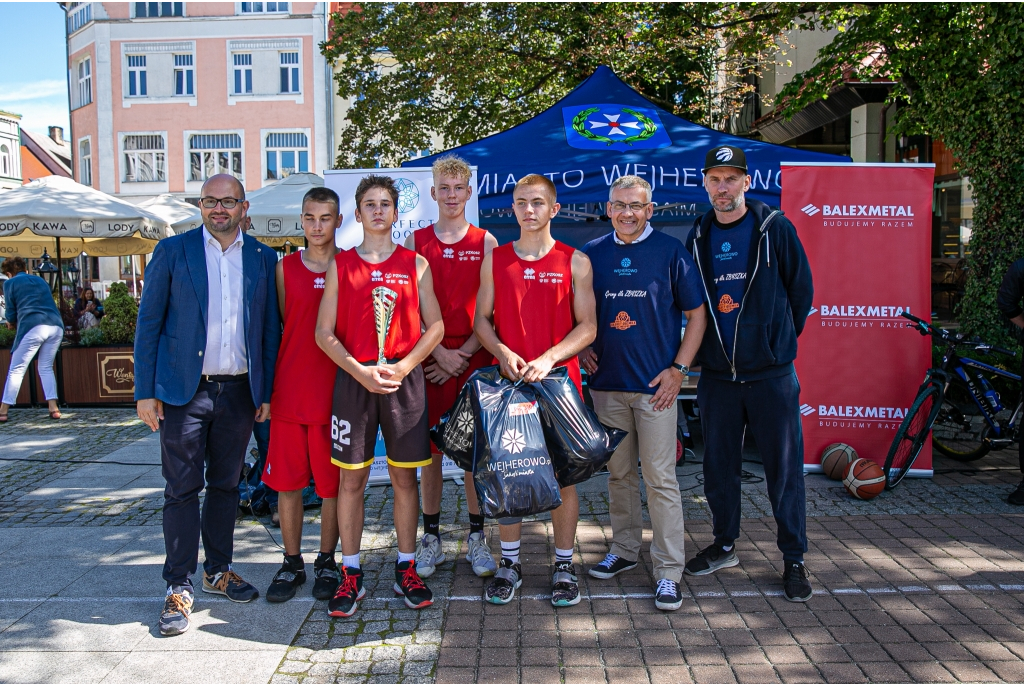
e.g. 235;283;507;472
414;533;446;578
465;532;498;577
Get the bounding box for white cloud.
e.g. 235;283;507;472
2;80;67;103
3;99;70;137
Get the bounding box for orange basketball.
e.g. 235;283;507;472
842;458;886;500
821;443;858;480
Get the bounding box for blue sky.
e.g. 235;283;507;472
0;2;71;136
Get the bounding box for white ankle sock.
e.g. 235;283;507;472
555;547;574;564
500;539;520;565
342;554;360;569
397;551;415;564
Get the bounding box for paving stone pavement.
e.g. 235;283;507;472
4;408;1024;683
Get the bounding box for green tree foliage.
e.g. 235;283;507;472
776;3;1024;347
323;2;814;167
99;282;138;345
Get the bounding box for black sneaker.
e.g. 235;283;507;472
202;569;259;602
1009;479;1024;505
312;553;342;601
159;584;193;636
551;561;581;607
783;562;813;602
267;555;306;603
485;558;522;605
684;543;739;576
327;566;365;618
394;560;433;609
654;578;683;611
588;553;638;579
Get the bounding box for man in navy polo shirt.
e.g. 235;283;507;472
684;145;814;603
581;175;707;611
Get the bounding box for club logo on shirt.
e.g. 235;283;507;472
523;268;536;280
501;428;526;454
718;294;740;313
621;258;631;268
538;271;564;284
614;258;637;276
314;277;325;289
443;247;455;258
384;272;411;286
721;242;731;252
371;269;383;282
610;311;637;330
715;243;739;261
459;250;482;262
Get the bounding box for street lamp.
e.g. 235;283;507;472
67;258;81;292
35;250;59;290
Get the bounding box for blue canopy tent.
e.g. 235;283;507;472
404;65;848;246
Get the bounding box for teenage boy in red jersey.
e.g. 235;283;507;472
474;174;597;606
404;155;499;579
315;175;445;618
263;188;344;603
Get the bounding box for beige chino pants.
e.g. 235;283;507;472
592;390;686;582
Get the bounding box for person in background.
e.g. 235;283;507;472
135;174;281;636
0;257;64;422
683;145;814;603
74;287;103;330
581;175;707;611
404;154;499;579
996;256;1024;505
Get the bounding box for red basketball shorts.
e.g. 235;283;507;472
263;419;339;497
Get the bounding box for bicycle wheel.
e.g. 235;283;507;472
932;382;991;461
884;383;942;489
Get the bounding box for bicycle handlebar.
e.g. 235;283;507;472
899;312;1018;357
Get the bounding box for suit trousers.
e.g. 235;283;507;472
592;390;687;582
697;371;807;563
161;377;255;586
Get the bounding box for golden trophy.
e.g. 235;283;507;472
372;286;398;365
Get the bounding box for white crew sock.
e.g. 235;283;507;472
397;551;415;564
500;539;521;565
555;547;574;564
342;554;361;569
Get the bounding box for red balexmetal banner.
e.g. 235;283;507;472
782;163;935;474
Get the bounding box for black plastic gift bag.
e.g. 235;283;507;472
428;369;484;471
471;367;562;519
532;366;628;487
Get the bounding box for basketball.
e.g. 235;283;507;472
842;458;886;500
821;443;858;480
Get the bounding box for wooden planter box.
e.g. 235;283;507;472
0;347;49;407
60;345;136;406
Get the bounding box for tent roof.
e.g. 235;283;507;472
405;66;848;223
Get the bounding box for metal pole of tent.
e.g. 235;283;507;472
131;255;137;298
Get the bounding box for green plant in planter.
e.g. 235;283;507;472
0;325;14;348
78;326;106;347
99;282;138;345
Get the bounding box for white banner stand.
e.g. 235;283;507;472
367;428;466;487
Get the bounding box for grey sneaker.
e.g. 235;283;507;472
414;533;446;578
465;532;497;577
159;584;194;636
485;558;522;605
684;543;739;576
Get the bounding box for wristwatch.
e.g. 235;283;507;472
671;363;689;375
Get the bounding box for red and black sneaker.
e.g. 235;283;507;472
393;560;433;609
327;566;365;618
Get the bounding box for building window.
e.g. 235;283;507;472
174;54;194;96
0;144;10;178
66;3;92;34
76;58;92;108
127;55;147;97
279;52;299;94
190;133;242;182
233;54;252;95
123;135;166;182
134;2;183;17
241;2;288;13
266;132;308;180
79;138;92;186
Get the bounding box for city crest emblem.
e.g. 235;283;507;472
562;104;672;150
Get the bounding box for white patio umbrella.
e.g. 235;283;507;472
245;172;324;247
136;194;202;234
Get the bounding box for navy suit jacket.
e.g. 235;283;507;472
134;227;281;407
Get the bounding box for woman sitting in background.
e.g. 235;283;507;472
74;287;102;330
0;257;64;421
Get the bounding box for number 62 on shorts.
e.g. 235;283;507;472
331;415;351;450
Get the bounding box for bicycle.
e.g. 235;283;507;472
882;312;1021;489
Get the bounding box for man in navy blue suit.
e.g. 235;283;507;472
135;174;281;636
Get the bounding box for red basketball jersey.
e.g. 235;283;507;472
491;241;582;395
334;246;421;364
413;224;486;339
270;252;337;424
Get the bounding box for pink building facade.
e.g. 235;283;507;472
66;2;331;201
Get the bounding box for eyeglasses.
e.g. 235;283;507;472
609;201;651;213
200;197;242;209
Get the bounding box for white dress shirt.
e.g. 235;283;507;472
201;226;248;375
613;222;654;245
